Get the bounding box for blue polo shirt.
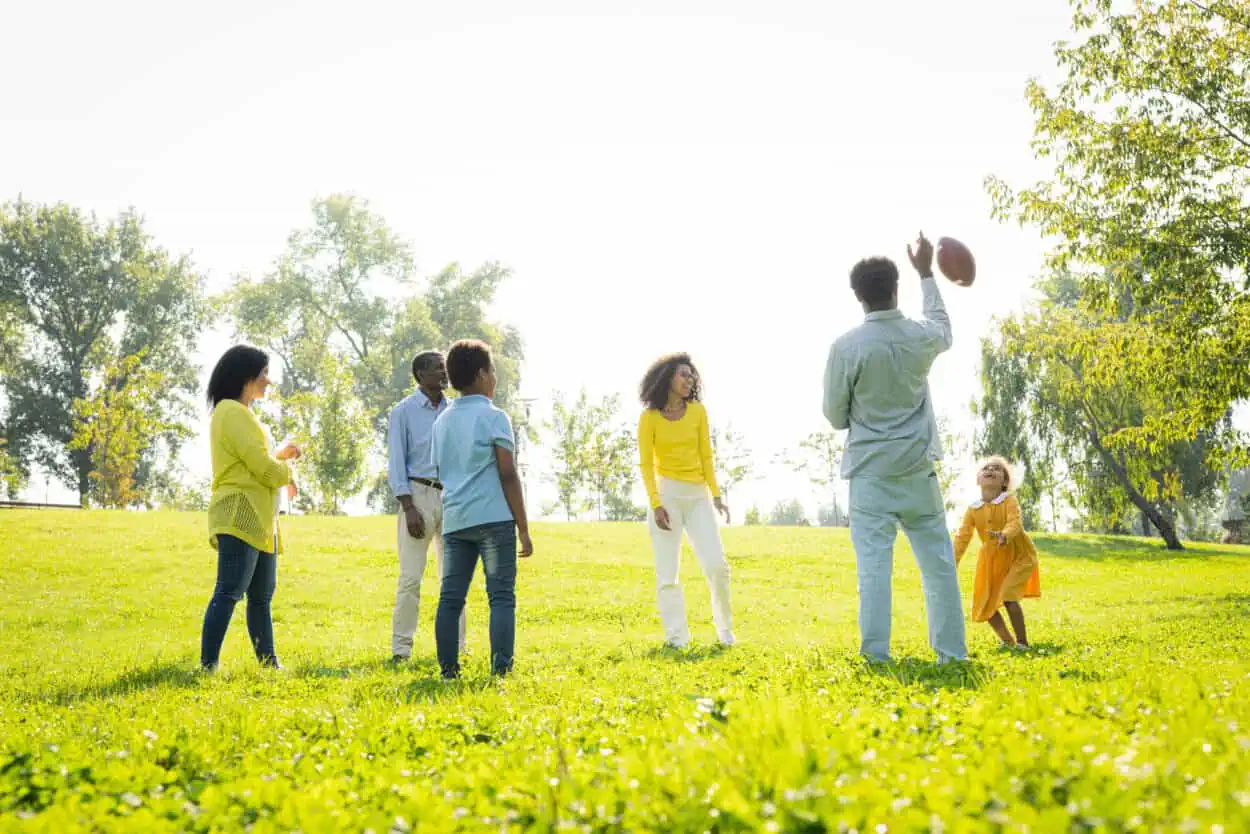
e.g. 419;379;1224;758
430;395;516;535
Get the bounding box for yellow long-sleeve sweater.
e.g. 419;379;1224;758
207;399;293;554
637;402;721;509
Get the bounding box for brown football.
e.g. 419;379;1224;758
936;237;975;287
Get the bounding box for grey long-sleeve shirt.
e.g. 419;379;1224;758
822;278;952;479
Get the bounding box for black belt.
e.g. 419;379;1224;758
413;477;443;491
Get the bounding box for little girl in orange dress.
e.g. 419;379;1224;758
954;456;1041;648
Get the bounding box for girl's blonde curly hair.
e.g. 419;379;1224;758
979;455;1015;494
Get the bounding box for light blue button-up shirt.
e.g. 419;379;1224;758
431;395;516;535
823;278;952;479
387;389;449;498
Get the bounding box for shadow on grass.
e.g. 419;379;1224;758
644;643;732;663
1035;534;1247;562
289;657;395;679
861;657;991;691
39;661;205;705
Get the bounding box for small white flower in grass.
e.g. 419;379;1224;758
122;793;142;808
1201;743;1212;753
761;802;776;817
877;825;889;834
765;823;779;833
861;749;877;763
600;748;614;757
142;730;157;741
548;777;560;787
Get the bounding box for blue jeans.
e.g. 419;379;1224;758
436;522;517;677
200;534;278;669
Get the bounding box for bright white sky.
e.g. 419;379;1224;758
5;1;1093;516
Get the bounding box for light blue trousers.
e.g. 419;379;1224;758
848;470;967;663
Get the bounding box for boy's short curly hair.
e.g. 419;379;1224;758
445;339;492;393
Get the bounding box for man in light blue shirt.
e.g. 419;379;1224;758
431;339;532;679
822;232;967;663
387;350;464;663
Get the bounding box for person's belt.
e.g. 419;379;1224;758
412;477;443;491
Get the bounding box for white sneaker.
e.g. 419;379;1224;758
718;631;737;647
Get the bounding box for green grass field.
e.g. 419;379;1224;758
1;510;1248;833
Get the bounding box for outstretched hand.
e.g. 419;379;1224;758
714;497;731;525
907;231;934;278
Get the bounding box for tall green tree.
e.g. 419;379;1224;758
974;342;1060;531
227;196;526;511
989;303;1233;549
544;390;593;520
581;394;639;521
282;355;372;515
0;201;208;502
985;0;1250;461
69;353;186;508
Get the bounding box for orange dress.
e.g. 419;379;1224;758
953;493;1041;622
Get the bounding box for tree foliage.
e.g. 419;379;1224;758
779;430;845;524
69;353;186;509
227;195;525;510
0;201;207;502
279;355;372;515
768;499;809;527
984;0;1250;546
710;425;755;504
544;390;640;521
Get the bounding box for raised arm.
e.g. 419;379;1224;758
907;232;953;356
917;278;953;355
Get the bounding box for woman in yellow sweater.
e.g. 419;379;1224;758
201;346;301;671
953;456;1041;649
637;353;734;648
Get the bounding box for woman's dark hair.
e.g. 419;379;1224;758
446;339;493;392
639;352;701;411
206;345;269;408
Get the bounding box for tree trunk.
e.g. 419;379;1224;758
1086;429;1183;550
73;447;92;508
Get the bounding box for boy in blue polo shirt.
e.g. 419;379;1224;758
430;339;533;678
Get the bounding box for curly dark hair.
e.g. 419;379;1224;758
639;352;701;411
849;257;899;308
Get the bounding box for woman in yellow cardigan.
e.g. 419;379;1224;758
953;456;1041;649
637;352;734;648
201;345;301;671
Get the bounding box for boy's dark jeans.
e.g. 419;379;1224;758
436;522;517;677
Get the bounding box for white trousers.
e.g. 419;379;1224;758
647;478;733;646
391;481;465;656
848;470;967;663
